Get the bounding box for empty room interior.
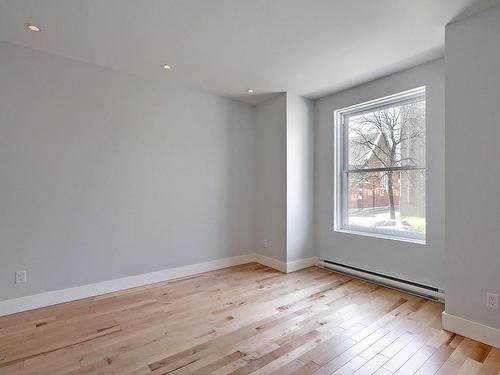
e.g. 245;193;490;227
0;1;499;374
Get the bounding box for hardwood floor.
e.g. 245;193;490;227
0;263;498;375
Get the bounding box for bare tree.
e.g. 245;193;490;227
349;103;424;220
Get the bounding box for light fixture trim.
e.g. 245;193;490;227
25;23;42;32
246;89;255;94
162;64;172;70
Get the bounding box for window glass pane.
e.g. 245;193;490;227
345;170;425;236
347;100;425;170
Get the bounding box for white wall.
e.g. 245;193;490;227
315;59;445;288
445;6;500;329
254;94;287;261
286;94;315;262
0;41;255;301
254;93;315;264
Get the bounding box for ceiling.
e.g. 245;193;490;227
0;0;497;104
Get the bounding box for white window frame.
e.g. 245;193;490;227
334;86;426;244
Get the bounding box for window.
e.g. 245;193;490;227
334;87;426;243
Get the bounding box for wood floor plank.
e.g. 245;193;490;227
0;263;497;375
353;354;390;375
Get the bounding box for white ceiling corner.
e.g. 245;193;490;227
0;0;497;103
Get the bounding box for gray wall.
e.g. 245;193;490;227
254;94;287;261
286;94;315;262
445;6;500;329
0;42;255;301
315;59;445;288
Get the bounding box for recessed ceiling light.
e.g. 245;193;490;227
25;23;41;32
162;64;172;70
246;89;254;94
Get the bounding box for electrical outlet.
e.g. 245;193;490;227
263;239;269;249
487;292;499;310
15;270;27;284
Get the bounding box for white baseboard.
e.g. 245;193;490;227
0;253;318;317
442;311;500;348
286;257;318;273
252;254;318;273
253;253;287;273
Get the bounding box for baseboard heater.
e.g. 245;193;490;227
318;259;445;303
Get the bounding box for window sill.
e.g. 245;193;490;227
334;227;426;245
